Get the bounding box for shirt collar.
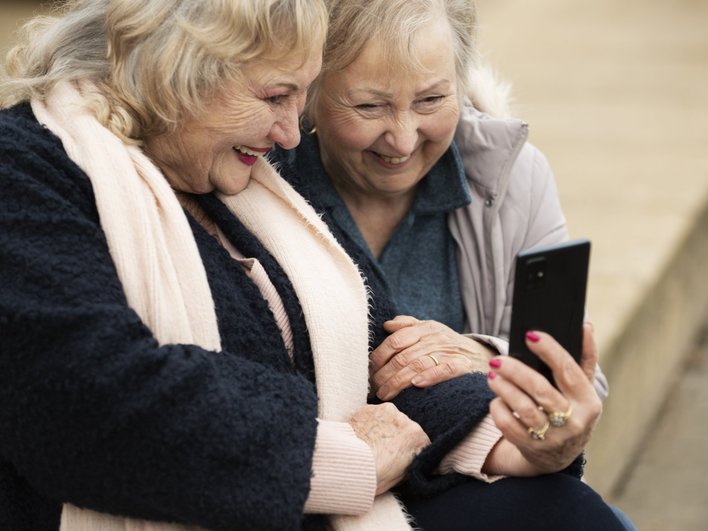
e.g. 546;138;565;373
412;141;471;215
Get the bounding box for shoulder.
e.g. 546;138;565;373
506;142;555;198
0;102;61;153
1;102;72;175
452;110;565;248
454;105;554;199
454;104;528;193
0;103;96;212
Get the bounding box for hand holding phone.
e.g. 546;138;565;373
508;239;591;386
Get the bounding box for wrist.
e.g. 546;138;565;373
483;438;542;477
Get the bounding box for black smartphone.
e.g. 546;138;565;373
508;239;591;385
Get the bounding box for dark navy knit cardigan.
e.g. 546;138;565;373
0;103;559;530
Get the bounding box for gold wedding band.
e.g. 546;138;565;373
528;421;550;441
548;405;573;428
427;354;440;366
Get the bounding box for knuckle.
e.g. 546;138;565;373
441;362;457;378
388;371;409;391
529;378;553;402
431;333;450;346
387;333;406;351
562;358;578;376
421;320;436;332
518;402;540;419
587;397;603;420
390;353;410;370
409;356;428;372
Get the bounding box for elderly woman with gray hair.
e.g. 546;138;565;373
0;0;628;530
273;0;637;528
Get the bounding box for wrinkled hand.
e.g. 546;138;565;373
349;403;431;495
370;315;495;401
484;323;601;475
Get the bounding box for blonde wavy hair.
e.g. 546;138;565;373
0;0;328;142
305;0;477;120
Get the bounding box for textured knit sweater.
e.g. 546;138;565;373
0;103;501;530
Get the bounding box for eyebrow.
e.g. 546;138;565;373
347;79;452;99
268;82;300;92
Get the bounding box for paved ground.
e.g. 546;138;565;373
611;327;708;530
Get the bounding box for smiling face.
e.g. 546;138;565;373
146;44;322;195
313;18;460;202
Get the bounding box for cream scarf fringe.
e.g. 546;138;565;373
31;81;411;531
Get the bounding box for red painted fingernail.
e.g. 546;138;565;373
487;370;496;380
489;358;502;369
526;331;541;343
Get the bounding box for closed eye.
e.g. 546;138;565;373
414;94;447;113
418;95;444;104
355;103;383;110
265;94;288;105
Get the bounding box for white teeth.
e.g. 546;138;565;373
234;146;263;157
379;153;410;164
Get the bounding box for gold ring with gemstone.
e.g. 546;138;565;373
548;405;573;428
528;421;550;440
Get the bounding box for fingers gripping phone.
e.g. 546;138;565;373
508;239;591;386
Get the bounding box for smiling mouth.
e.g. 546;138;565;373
375;152;412;165
234;145;270;157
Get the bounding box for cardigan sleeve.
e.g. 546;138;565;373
304;420;376;514
437;414;504;482
0;106;320;530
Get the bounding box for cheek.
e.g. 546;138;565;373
424;107;459;143
328;116;381;153
211;97;273;139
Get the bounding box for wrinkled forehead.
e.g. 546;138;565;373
335;16;454;75
333;21;457;87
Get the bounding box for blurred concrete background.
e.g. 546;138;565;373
3;1;708;529
475;1;708;529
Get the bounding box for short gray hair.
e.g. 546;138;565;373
306;0;478;119
1;0;328;142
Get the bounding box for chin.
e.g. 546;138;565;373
216;177;251;196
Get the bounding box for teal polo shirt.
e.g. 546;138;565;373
280;135;472;332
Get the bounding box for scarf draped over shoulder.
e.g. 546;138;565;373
31;81;413;531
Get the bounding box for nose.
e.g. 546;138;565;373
384;112;418;155
270;101;302;150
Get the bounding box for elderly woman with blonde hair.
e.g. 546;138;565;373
0;1;438;530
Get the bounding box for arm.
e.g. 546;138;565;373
455;105;609;400
0;119;317;530
507;144;609;401
305;420;377;514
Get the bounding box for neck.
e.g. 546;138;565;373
175;192;221;241
336;185;416;260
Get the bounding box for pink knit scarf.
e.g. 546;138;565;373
32;81;412;531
